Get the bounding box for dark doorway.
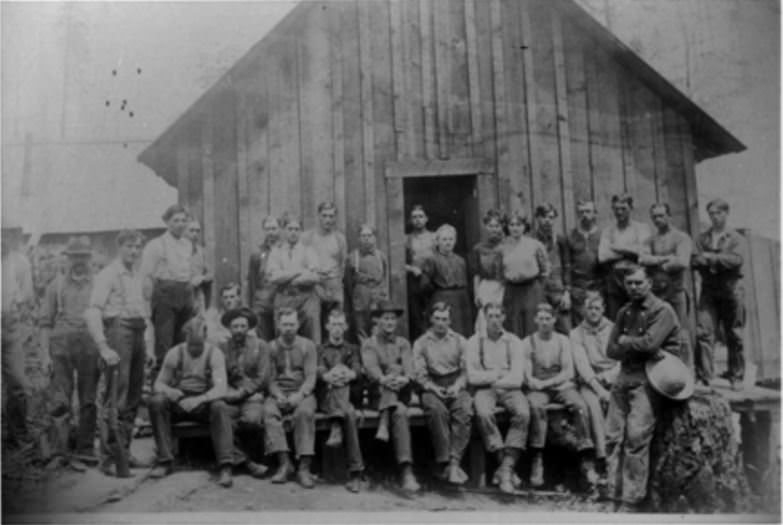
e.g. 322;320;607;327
403;175;479;259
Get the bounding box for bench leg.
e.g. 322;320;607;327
468;437;486;488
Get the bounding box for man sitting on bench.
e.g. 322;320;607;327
465;302;529;494
413;301;473;485
264;307;318;488
149;316;255;487
524;303;598;489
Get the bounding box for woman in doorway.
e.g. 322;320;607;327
501;212;550;339
468;209;506;336
421;224;472;337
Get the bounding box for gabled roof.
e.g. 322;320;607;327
139;0;745;187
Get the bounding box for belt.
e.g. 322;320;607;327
103;317;146;330
278;285;314;296
437;286;466;291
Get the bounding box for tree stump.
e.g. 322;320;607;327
649;390;756;513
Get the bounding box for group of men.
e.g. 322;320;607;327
0;192;744;512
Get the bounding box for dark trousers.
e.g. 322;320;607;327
151;280;194;368
606;271;630;322
320;386;364;472
528;387;593;451
407;275;428;341
263;394;317;459
473;388;530;452
50;327;100;455
255;310;276;342
696;286;745;382
370;385;414;464
421;389;473;464
148;395;244;466
100;318;146;460
1;314;30;441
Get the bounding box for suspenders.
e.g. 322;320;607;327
478;336;511;371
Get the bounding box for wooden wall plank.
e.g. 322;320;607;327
433;0;451;158
420;0;437;159
473;0;494;162
385;175;409;336
623;78;658;222
330;5;347;236
187;137;204;227
447;0;471;156
749;233;780;379
489;0;511;212
650;96;669;206
737;231;762;377
245;65;271;251
390;0;409;159
235;90;252;288
176;141;190;210
342;0;364;247
464;0;482;158
618;72;637;201
678;116;700;238
358;1;376;226
201;119;216;297
551;10;576;234
562;20;593;207
516;0;539;214
404;0;424;159
661;107;687;231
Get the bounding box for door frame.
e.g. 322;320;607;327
385;158;497;338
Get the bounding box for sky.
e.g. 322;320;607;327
2;0;779;239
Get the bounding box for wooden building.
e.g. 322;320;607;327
139;0;744;336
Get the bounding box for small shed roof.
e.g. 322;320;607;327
139;0;745;187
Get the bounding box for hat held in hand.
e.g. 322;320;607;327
645;351;695;401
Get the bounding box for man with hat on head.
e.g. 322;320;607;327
1;221;34;447
40;236;100;470
217;307;272;486
605;264;683;512
140;204;197;372
360;299;420;493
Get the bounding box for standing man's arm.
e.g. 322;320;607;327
298;342;318;398
247;253;260;306
497;337;525;389
606;312;626;360
663;233;693;272
709;233;743;271
412;338;436;392
138;239;161;302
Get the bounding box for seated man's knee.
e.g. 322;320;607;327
209;399;229;415
147;393;169;410
294;403;315;421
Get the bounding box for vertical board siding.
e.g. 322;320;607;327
464;0;482;157
330;5;347;236
508;0;534;214
551;10;576;234
246;65;271;252
235;90;252;285
650;96;669;206
404;0;424;159
446;0;471;156
358;1;377;227
201;120;216;296
433;0;451;158
390;0;409;159
622;78;658;222
661;107;689;231
420;0;438;159
473;0;495;162
489;0;511;211
187;135;204;226
562;19;592;207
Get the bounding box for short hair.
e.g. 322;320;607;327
482;302;505;315
576;200;596;211
318;202;337;214
706;198;730;213
611;194;634;209
116;230;144;247
507;211;530;232
275;307;299;321
429;301;451;318
534;203;558;219
535;303;555;316
624;264;649;280
410;205;427;216
482;209;506;226
650;202;671;215
220;282;240;296
358;223;376;236
280;214;302;229
326;309;347;324
435;224;457;239
187;219;201;228
262;215;280;228
183;315;207;339
162;204;189;222
584;291;605;308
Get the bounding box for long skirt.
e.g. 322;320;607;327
431;288;472;337
502;278;545;339
474;279;505;336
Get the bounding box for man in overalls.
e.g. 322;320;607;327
140;204;196;371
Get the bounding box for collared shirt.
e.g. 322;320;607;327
694;228;743;289
220;335;270;398
301;229;347;281
412;329;467;388
536;230;571;292
570;318;618;384
140;231;192;283
406;230;436;267
640;226;693;294
465;330;525;388
567;227;601;284
88;259;148;319
607;294;681;374
266;241;321;292
598;220;651;269
1;251;33;314
361;333;413;383
156;342;227;400
40;271;93;331
268;335;317;396
523;332;575;390
501;236;550;283
422;250;468;290
347;248;388;311
317;339;361;378
248;240;280;311
468;239;504;281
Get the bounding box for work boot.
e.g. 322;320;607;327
529;451;544;488
245;460;269;479
581;456;599;487
498;466;515;494
375;411;390;442
128;454;151;469
447;461;468;485
149;462;173;479
326;422;344;448
218;465;233;488
400;464;420;493
346;471;362;493
270;453;293;484
297;456;315;489
616;501;641;513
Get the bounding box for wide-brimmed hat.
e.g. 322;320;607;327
645;352;695;401
371;299;404;318
63;236;92;257
221;307;258;329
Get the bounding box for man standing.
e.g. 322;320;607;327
605;265;681;512
140;204;196;370
218;307;272;484
247;216;282;341
317;309;364;493
413;302;473;485
524;303;598;489
85;230;155;476
263;308;318;488
405;205;436;340
302;202;347;341
465;303;529;494
570;291;617;481
267;216;322;343
639;203;693;345
534;204;572;334
203;283;243;348
361;300;420;493
40;237;100;470
599;195;652;321
148;317;242;487
346;224;389;341
186;219;213;315
566;200;603;325
1;223;34;447
692;199;745;389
